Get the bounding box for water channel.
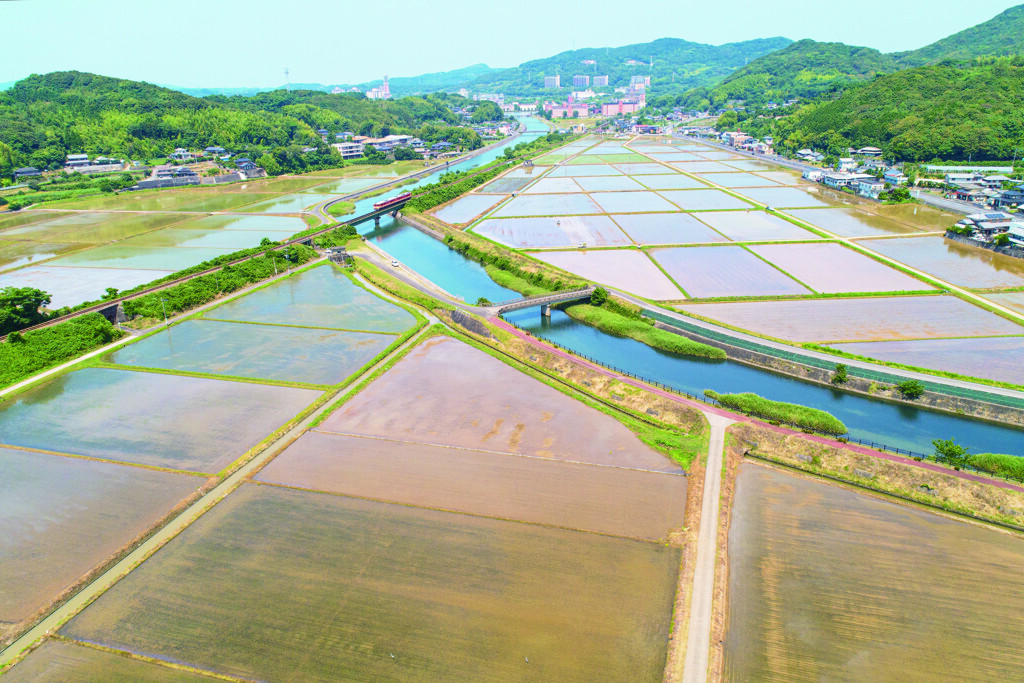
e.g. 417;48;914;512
358;119;1024;457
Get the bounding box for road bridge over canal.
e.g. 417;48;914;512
493;285;596;316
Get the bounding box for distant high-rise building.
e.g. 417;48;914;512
630;75;651;87
572;74;589;87
593;75;609;87
544;75;560;89
366;75;391;100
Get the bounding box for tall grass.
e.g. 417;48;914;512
705;389;847;434
566;304;725;360
968;453;1024;481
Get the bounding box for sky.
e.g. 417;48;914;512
1;0;1021;88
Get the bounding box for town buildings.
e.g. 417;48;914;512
543;75;560;89
366;76;391;100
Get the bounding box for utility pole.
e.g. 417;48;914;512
284;68;290;91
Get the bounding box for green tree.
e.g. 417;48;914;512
831;363;848;384
715;111;738;131
257;153;282;175
0;286;52;335
590;286;609;306
897;379;925;399
933;438;970;469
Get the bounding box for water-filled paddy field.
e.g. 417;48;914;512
732;186;835;208
473;215;631;249
62;483;679;682
0;368;318;472
205;264;416;333
109;319;396;385
654;245;810;298
520;176;583;194
834;336;1024;386
0;265;174;309
748;242;930;293
431;194;505;224
0;241;88;271
726;464;1024;681
863;235;1024;289
679;295;1022;342
788;207;927;237
532;249;683;300
48;244;236;271
636;173;709;190
612;212;729;245
491;193;603;217
259;431;686;540
319;336;681;472
590;190;680;214
694;172;780;188
0;447;200;628
694;210;819;242
659;189;753;211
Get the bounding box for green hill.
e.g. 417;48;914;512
464;37;793;96
681;39;898;108
0;71;472;176
894;4;1024;66
756;60;1024;160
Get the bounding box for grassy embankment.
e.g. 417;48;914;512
326;200;355;217
731;423;1024;528
0;315;125;391
705;389;847;435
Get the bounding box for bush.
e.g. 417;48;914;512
831;363;848;384
897;379;926;399
933;438;970;468
704;389;848;434
968;452;1024;481
567;304;725;360
590;286;609;306
0;313;123;388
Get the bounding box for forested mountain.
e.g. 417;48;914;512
666;40;898;109
740;59;1024;161
464;37;793;96
0;71;477;175
894;4;1024;66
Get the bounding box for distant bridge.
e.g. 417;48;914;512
493;285;596;316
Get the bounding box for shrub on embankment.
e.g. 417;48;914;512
123;244;317;322
0;313;124;389
967;452;1024;482
567;303;726;360
704;389;848;435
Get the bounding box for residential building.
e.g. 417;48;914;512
167;148;195;162
571;89;596;100
884;169;908;185
955;212;1016;238
204;146;227;156
65;153;90;168
601;100;641;116
802;169;824;182
572;74;589;87
235;157;257;171
836;158;857;172
857;177;886;199
982;175;1013;189
630;75;651;87
944;172;982;185
13;167;41;179
366;75;391;100
594;75;609;87
994;189;1024;209
1009;223;1024;247
544;75;560;89
855;146;883;157
822;172;873;189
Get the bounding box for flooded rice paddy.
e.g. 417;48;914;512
788;207;927;237
671;161;739;174
0;265;174;309
63;484;679;682
0;368;319;472
259;431;686;539
319;337;681;472
590;190;681;214
834;336;1024;386
863;235;1024;289
654;245;810;298
734;186;835;208
0;241;88;271
659;189;753;211
206;265;416;333
491;192;603;217
748;242;930;293
636;173;709;190
49;244;236;271
109;319;395;385
472;215;632;249
695;172;780;188
521;176;584;194
238;192;337;214
532;249;683;300
115;227;293;250
726;464;1024;681
572;175;647;192
432;194;505;224
694;210;820;242
545;164;623;177
612;212;730;245
0;447;199;627
678;295;1023;342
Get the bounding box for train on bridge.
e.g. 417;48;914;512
373;192;412;212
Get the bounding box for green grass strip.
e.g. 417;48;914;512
564;303;726;360
705;389;847;435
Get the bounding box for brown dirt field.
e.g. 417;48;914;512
729;423;1024;525
319;336;681;472
258;431;687;540
707;432;745;682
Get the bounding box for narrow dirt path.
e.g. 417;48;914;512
682;413;734;683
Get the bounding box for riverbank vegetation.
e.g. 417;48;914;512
706;389;847;434
565;303;726;360
0;313;124;390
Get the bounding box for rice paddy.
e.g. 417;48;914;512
612;212;730;245
611;163;674;175
0;212;186;243
787;207;926;237
319;336;680;472
679;295;1023;342
521;177;584;194
205;265;416;333
735;186;835;208
660;189;753;211
590;190;681;214
635;174;709;190
834;336;1024;385
48;244;236;271
478;176;535;193
62;483;679;682
573;175;647;192
4;640;211;682
0;447;200;628
472;215;632;248
748;242;930;293
0;368;319;472
109;319;396;385
238;192;337;214
432;194;505;224
491;193;603;217
115;227;292;250
545;164;623;177
532;248;683;300
695;172;780;188
0;265;174;309
695;210;820;242
862;236;1024;289
671;161;739;174
726;464;1024;681
653;246;810;298
0;241;88;271
259;431;686;540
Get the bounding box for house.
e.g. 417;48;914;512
65;153;90;168
855;146;883;157
13;167;41;179
944;172;982;185
857;177;886;199
836;158;857;172
982;175;1012;189
167;148;195;162
316;128;329;137
994;189;1024;209
883;169;908;186
332;142;364;159
430;141;455;152
1009;223;1024;247
802;169;824;182
205;146;226;156
952;184;988;203
822;172;856;188
235;157;257;171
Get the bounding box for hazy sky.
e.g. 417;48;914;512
1;0;1020;87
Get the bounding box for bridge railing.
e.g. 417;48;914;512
492;285;595;310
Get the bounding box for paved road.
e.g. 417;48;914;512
683;413;734;683
912;190;985;215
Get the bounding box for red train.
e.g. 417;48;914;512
373;192;411;211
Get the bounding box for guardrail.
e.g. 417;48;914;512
493;285;595;312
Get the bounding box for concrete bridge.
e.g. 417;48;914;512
324;196;411;228
493;285;596;317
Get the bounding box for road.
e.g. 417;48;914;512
682;413;734;683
